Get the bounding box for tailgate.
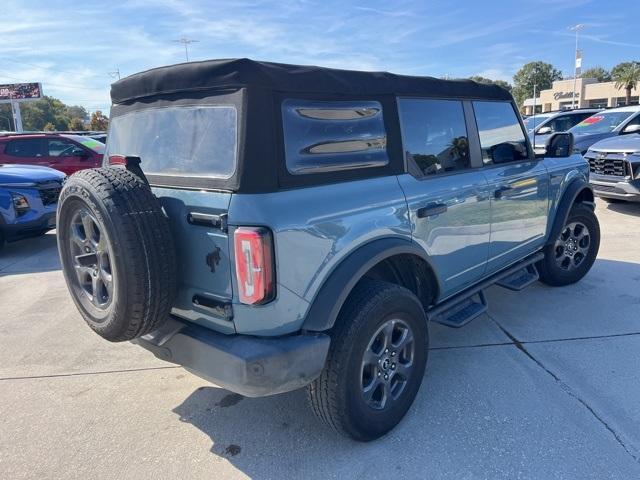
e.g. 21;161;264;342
152;186;235;334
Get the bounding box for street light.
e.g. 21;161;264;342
569;23;585;109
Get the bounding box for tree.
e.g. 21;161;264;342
581;66;611;82
468;76;512;92
65;105;89;122
512;61;563;108
611;61;639;80
69;117;86;131
43;122;56;131
20;96;71;131
612;62;640;106
90;110;109;130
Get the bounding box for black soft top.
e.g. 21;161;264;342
111;58;511;104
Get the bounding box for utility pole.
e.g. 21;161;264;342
173;37;199;62
10;100;23;133
569;24;584;109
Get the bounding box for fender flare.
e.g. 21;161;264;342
301;237;437;332
546;178;594;246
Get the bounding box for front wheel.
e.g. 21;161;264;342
308;279;428;441
538;203;600;286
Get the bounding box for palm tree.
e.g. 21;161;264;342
613;63;640;106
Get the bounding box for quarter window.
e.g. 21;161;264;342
473;101;529;164
282;99;389;175
398;99;470;176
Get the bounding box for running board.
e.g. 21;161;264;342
428;252;544;328
430;291;487;328
495;264;540;291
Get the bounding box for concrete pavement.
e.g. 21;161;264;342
1;200;639;479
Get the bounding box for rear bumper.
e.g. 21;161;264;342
133;317;330;397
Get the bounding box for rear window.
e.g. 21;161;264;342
106;105;237;178
282;99;389;175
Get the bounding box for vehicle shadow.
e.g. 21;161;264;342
0;231;61;276
601;200;640;217
171;258;640;479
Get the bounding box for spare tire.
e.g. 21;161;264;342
57;167;177;342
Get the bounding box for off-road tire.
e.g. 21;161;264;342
538;203;600;287
308;279;428;441
57;167;177;342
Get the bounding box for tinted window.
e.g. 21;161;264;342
48;139;85;157
5;138;46;157
282;99;388;175
398;99;470;176
473;101;529;164
107;105;237;178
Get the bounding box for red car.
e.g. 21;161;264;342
0;133;104;175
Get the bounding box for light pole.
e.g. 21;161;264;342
173;37;199;62
569;24;585;109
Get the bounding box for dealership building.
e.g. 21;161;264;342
522;78;639;115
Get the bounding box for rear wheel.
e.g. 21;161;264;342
57;167;177;341
308;279;428;441
538;203;600;286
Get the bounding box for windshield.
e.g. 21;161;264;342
78;137;105;154
106;105;237;178
523;114;552;133
569;111;635;135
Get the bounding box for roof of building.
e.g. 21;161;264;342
110;58;513;104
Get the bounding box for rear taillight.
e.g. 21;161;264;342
108;154;126;166
234;227;275;305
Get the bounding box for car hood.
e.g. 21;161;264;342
572;132;615;153
0;164;66;185
589;134;640;153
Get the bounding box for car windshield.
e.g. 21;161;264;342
523;114;552;133
106;105;238;178
77;137;105;153
569;111;635;135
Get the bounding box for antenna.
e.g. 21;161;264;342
173;37;199;62
108;68;121;80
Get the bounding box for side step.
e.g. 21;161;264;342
427;252;544;329
430;291;487;328
495;264;540;291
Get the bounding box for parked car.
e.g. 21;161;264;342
0;133;104;176
524;109;601;150
585;133;640;202
0;164;65;249
569;105;640;154
88;134;107;144
56;59;599;441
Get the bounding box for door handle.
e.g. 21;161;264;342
494;185;515;199
416;202;447;218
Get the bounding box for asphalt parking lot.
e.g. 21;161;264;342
1;200;639;480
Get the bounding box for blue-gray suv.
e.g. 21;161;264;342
57;59;600;441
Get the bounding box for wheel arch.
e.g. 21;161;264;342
301;237;439;332
547;178;595;246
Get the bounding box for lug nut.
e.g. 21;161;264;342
384;348;389;354
384;374;388;380
391;351;396;357
391;363;396;370
377;372;381;377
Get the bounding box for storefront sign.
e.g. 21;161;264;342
554;91;579;100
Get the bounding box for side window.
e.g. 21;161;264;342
548;115;574;133
473;101;529;165
5;139;46;157
281;99;388;175
48;139;85;157
398;98;470;176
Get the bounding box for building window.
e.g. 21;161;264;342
589;99;608;108
615;96;639;107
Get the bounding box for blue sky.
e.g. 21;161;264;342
1;0;639;114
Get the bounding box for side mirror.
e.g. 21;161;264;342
537;126;552;135
544;132;574;158
622;124;640;134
